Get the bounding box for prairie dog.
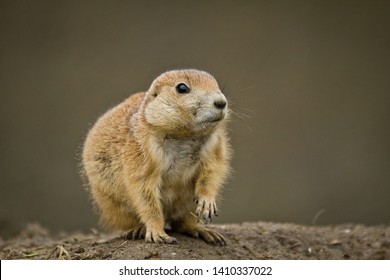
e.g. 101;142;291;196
81;69;231;245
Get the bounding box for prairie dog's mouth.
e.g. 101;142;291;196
208;115;223;123
193;110;226;133
203;111;225;123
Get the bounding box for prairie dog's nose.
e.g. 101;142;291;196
213;93;227;110
214;100;227;109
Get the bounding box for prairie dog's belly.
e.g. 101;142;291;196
160;137;205;219
161;179;196;220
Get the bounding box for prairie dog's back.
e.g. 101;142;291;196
82;92;144;187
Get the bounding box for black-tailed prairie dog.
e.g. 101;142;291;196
81;69;231;245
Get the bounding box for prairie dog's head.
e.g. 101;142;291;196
143;69;228;136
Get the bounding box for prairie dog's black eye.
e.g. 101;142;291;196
176;83;190;94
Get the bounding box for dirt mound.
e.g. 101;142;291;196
1;222;389;260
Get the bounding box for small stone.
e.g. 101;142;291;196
75;247;85;254
329;240;341;246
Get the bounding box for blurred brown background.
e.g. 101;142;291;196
1;0;389;234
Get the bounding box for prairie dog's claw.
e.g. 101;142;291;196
195;196;218;223
145;228;177;244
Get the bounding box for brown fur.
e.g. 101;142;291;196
81;69;231;244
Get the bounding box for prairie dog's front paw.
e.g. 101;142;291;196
194;195;218;224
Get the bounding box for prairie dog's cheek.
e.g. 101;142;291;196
145;100;166;126
144;97;185;127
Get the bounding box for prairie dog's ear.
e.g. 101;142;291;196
147;80;161;97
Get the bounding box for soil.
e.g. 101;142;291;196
1;222;389;260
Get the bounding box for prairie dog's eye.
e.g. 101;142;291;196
176;83;190;94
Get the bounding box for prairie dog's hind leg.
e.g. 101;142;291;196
91;186;139;231
172;214;226;246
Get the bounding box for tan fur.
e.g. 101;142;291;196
81;69;231;245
